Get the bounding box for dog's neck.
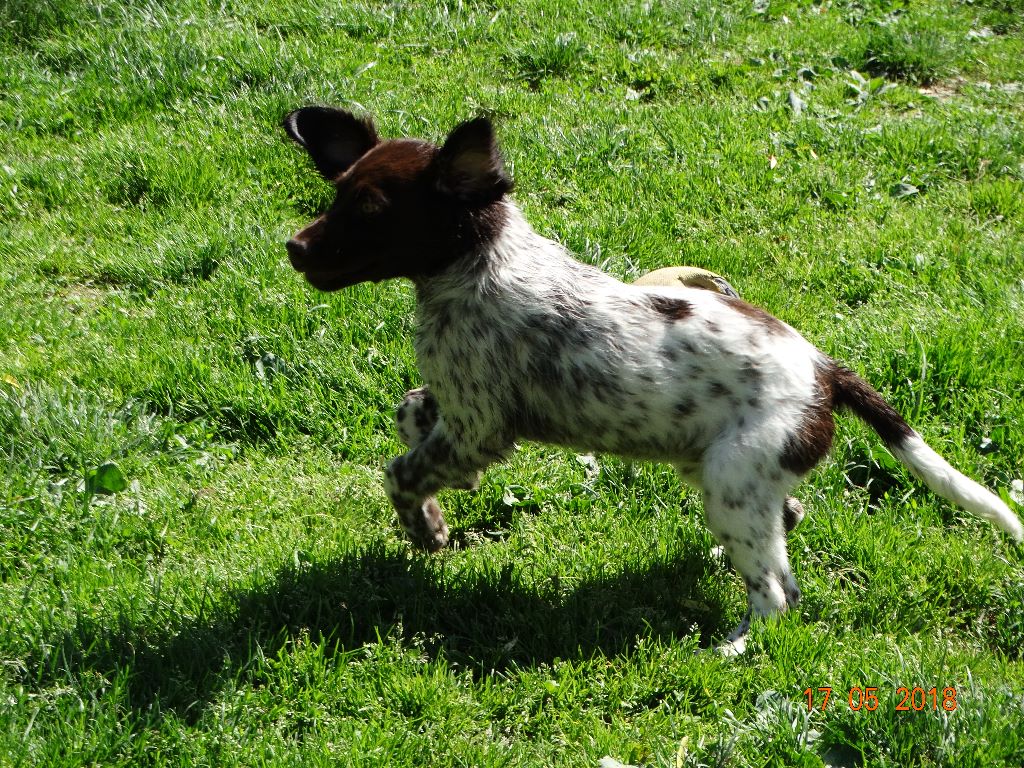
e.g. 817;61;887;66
412;202;558;300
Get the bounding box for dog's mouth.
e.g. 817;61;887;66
286;238;379;291
301;266;378;292
303;269;358;292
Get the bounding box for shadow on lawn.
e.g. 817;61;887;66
35;526;730;721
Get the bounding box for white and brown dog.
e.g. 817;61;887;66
282;107;1022;648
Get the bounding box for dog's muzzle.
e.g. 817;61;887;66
285;238;308;270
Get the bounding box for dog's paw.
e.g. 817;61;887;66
714;635;747;657
399;497;450;553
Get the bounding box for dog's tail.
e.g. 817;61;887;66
829;365;1023;542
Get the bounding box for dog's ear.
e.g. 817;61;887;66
283;106;379;180
434;117;513;204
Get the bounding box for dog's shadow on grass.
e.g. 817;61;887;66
41;529;731;722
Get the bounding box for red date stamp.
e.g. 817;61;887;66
803;686;958;712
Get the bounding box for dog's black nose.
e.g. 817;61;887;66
285;238;307;269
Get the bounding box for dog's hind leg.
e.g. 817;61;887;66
676;461;804;534
705;494;798;654
701;456;801;653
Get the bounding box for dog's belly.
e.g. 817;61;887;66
524;418;709;463
511;374;728;461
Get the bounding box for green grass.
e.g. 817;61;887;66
2;0;1023;765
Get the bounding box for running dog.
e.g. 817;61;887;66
282;107;1022;648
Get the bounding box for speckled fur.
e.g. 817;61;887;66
283;108;1022;647
389;206;820;637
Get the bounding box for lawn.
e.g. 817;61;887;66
1;0;1023;765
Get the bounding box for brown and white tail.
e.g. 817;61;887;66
829;364;1023;542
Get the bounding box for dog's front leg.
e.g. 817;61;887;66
395;387;481;489
395;387;438;449
384;424;492;552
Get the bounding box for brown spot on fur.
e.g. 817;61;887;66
649;295;693;320
345;139;436;192
779;364;836;476
674;398;695;416
781;360;914;476
413;390;439;434
708;380;732;399
721;295;791;335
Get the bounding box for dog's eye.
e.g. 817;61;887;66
359;191;388;216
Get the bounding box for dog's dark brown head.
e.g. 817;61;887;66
283;107;513;291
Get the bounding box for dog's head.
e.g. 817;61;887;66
283;107;513;291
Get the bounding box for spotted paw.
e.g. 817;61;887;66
399;497;449;552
